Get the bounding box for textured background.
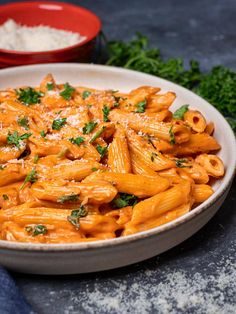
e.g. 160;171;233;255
0;0;235;313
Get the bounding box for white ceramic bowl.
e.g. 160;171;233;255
0;63;235;274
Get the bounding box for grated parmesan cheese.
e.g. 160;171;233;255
0;19;86;52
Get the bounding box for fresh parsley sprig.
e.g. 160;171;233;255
52;118;67;130
90;126;106;143
67;206;88;229
7;131;32;149
60;83;75;100
173;105;189;120
96;145;108;158
69;136;85;146
17;87;44;105
25;224;47;236
135;99;147;113
20;168;38;190
82;90;92;100
17;116;29;130
106;33;236;132
112;193;138;208
57;194;79;204
46;82;54;91
102;105;110;122
82;121;98;134
169;126;176;145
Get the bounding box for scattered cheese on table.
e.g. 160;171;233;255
0;19;86;52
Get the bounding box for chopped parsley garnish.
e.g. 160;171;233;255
112;193;138;208
173;105;189;120
2;194;9;200
96;145;108;158
169;126;176;145
69;136;85;146
59;83;75;100
90;126;106;143
52;118;67;130
25;224;48;236
150;152;158;162
135;99;147;113
91;167;98;172
82;90;92;99
17;87;44;105
175;159;191;168
82;121;97;134
57;194;79;204
40;130;46;138
7;131;32;149
55;110;62;115
33;155;39;164
46;82;54;91
67;206;88;229
102;105;110;122
17;116;29;130
113;96;125;107
20;168;38;190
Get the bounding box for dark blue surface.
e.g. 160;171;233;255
0;0;235;313
0;267;33;314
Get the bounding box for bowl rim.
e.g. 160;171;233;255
0;1;101;55
0;63;235;252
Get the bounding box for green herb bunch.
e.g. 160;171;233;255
106;33;236;132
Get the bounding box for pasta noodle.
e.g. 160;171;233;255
0;75;224;243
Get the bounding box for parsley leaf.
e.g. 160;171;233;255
91;167;98;172
33;155;39;164
67;206;88;229
96;145;108;158
40;130;47;138
102;105;110;122
135;99;147;113
69;136;85;146
169;126;176;145
82;121;97;134
52;118;67;130
173;105;189;120
112;193;138;208
20;168;38;190
82;90;92;99
46;82;54;91
59;83;75;100
175;159;191;168
17;87;44;105
25;224;47;236
90;126;106;143
2;194;9;200
7;131;32;148
17;116;29;130
57;194;79;204
150;152;158;162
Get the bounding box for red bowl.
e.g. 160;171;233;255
0;1;101;67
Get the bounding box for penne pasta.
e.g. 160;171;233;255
192;184;214;203
0;75;224;243
108;125;131;173
83;172;170;198
184;110;206;133
195;154;224;177
124;181;191;232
